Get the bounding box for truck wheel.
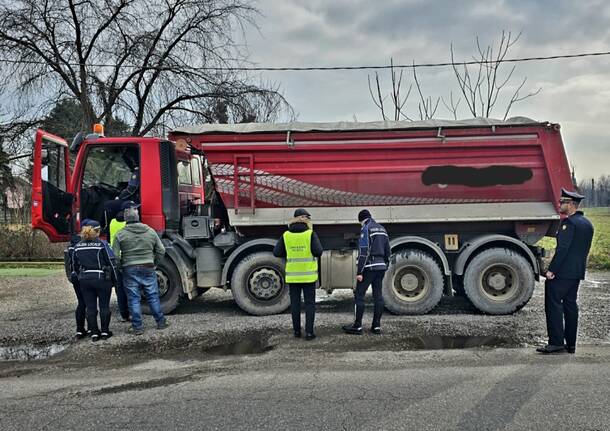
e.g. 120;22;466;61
142;256;182;315
382;250;444;315
230;251;290;316
462;248;534;315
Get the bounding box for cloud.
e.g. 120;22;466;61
243;0;610;177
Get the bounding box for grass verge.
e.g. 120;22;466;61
0;267;64;277
538;207;610;270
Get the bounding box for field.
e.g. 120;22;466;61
538;207;610;269
0;262;64;277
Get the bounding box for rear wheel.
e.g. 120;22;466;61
230;251;290;316
462;248;535;314
382;250;444;315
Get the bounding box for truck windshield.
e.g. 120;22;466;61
82;146;136;187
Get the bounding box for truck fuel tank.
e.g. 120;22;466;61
195;245;222;288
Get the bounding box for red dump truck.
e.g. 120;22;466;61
32;118;573;316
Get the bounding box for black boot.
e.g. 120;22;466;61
535;344;566;354
342;324;363;335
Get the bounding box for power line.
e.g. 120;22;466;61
0;50;609;72
7;153;31;162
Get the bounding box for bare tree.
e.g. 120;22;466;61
369;32;541;121
412;61;440;120
451;31;541;120
579;175;610;208
0;0;292;138
370;58;443;122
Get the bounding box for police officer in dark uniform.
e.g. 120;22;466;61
343;209;391;335
71;220;118;341
537;188;594;354
66;219;94;339
118;166;140;201
103;166;140;230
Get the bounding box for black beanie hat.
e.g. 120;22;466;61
293;208;311;218
358;209;371;222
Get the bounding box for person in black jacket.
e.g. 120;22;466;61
72;220;118;342
343;209;391;335
273;209;323;340
66;219;94;339
537;188;594;354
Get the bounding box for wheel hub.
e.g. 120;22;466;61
393;266;428;301
487;272;507;290
480;265;516;300
156;270;169;297
249;268;283;301
400;273;420;291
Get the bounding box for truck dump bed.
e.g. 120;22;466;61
170;118;572;226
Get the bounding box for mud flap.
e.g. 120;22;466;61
162;240;197;299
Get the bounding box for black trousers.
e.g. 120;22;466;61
80;278;113;334
71;279;87;332
354;270;386;328
115;272;129;319
545;278;580;347
288;282;316;334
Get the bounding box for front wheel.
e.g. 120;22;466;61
230;251;290;316
462;248;535;314
141;256;182;315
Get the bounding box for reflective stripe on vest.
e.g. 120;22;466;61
109;219;127;247
283;230;318;283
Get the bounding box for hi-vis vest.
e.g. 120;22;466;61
283;230;318;283
109;219;127;247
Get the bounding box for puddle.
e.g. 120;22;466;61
376;336;518;351
0;344;67;361
204;338;275;356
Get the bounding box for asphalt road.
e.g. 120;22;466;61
1;272;609;430
1;341;609;431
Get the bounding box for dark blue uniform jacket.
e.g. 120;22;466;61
72;238;118;282
548;211;594;280
357;218;391;275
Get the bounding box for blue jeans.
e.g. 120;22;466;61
122;266;165;330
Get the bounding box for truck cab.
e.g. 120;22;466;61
32;128;209;313
32;128;205;240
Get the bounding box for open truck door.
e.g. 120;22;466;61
31;129;73;242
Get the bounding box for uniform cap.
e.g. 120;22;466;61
121;200;141;210
560;188;585;203
82;219;100;228
293;208;311;218
358;209;372;222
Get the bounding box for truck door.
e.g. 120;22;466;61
31;130;72;242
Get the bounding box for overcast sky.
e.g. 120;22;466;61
241;0;610;180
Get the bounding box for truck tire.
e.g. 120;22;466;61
462;247;535;315
230;251;290;316
142;256;182;315
382;250;444;315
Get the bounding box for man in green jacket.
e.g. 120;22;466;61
112;201;168;335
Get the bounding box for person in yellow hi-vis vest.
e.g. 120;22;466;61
274;209;323;340
109;206;129;322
